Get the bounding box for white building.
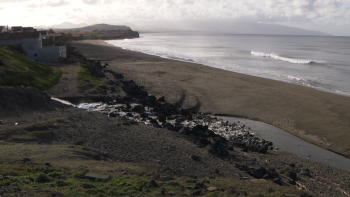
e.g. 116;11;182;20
0;26;7;33
0;31;66;63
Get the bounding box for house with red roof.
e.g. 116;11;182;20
0;27;66;62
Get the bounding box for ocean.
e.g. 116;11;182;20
106;33;350;97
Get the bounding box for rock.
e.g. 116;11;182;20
149;179;159;187
179;127;190;135
158;96;166;102
148;118;158;124
198;137;209;145
161;177;170;181
163;122;175;130
227;146;234;151
190;175;198;179
109;111;118;117
180;109;191;116
80;172;111;180
289;180;297;185
249;167;268;179
144;188;150;192
158;113;166;122
140;112;148;118
168;192;176;196
263;168;279;179
190;155;200;161
257;144;268;153
132;105;144;113
186;179;197;183
110;86;116;92
217;145;229;156
51;192;65;197
189;190;201;196
273;178;283;186
287;171;297;180
215;169;220;174
300;169;311;177
227;190;236;195
232;140;246;147
207;187;217;192
0;188;5;195
128;120;138;125
195;182;206;189
170;182;181;186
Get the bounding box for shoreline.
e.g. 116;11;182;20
71;39;350;159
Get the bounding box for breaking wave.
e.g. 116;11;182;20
251;51;314;64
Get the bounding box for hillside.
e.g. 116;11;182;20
59;24;131;32
0;46;62;90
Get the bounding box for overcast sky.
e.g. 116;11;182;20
0;0;350;36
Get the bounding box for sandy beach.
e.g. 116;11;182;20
71;39;350;159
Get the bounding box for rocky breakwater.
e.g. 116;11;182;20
74;96;313;188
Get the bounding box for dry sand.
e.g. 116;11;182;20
70;40;350;158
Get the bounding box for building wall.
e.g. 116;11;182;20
0;38;65;63
0;38;42;50
37;46;66;63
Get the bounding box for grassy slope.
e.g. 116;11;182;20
77;64;107;94
0;118;306;197
0;46;62;90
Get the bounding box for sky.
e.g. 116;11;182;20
0;0;350;36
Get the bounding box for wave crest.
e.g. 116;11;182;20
251;51;313;64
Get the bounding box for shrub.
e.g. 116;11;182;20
35;173;51;183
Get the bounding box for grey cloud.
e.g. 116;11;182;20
26;0;69;8
82;0;98;5
0;0;30;2
181;0;194;4
26;3;39;8
46;0;70;7
0;7;3;10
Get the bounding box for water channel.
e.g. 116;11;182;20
217;116;350;171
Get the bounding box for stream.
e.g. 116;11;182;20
218;116;350;171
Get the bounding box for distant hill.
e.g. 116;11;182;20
35;22;89;30
35;22;132;32
71;24;131;31
136;20;332;36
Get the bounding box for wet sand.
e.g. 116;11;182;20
70;40;350;159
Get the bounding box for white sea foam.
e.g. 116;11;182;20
251;51;313;64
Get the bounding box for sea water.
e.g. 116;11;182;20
107;33;350;97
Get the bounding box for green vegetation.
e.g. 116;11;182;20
0;163;306;197
77;64;107;94
0;46;62;90
0;141;307;197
